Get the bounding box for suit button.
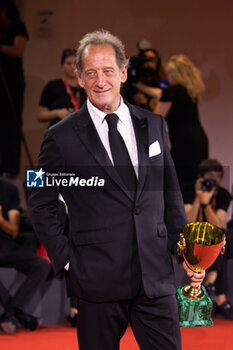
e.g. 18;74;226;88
134;207;139;215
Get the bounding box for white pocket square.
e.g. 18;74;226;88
149;140;161;157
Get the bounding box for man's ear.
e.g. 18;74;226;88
121;66;128;83
77;71;85;88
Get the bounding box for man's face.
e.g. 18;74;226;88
203;171;222;186
77;44;127;113
62;55;77;79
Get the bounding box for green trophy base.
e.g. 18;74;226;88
176;286;213;327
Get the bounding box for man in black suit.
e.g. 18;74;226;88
29;30;205;350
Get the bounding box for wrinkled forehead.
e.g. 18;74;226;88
83;44;116;59
81;44;119;69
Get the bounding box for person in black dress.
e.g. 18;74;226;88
37;49;86;127
155;54;208;185
0;0;29;176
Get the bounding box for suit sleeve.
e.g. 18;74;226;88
28;129;70;274
160;116;188;257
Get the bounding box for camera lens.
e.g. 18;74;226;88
201;178;217;192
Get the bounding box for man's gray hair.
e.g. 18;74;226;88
76;29;129;73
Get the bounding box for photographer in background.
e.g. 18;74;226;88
121;40;166;111
183;159;233;320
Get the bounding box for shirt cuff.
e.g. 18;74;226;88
64;262;70;271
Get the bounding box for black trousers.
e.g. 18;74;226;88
77;283;182;350
0;280;10;306
208;253;228;296
0;244;51;316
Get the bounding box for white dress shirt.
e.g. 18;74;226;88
87;98;139;178
64;98;139;271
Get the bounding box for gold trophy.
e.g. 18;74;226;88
176;222;225;327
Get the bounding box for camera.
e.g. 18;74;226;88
201;178;217;192
127;55;150;83
127;47;161;85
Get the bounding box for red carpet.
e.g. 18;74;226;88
1;318;233;350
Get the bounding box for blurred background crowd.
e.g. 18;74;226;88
0;0;233;335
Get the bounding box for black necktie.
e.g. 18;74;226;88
105;113;137;193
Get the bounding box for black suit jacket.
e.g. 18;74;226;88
29;101;187;302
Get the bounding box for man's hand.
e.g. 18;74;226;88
182;261;205;289
57;108;73;119
0;206;20;238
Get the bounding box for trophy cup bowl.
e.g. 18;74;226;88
177;221;225;327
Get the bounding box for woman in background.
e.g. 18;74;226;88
37;48;86;127
0;0;28;176
155;54;208;186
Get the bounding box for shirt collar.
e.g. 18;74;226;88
87;97;129;128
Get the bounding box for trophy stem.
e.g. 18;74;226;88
182;285;205;300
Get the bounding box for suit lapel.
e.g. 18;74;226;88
128;104;149;202
73;104;133;201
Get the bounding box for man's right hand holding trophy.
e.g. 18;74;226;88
182;259;206;291
179;159;233;325
177;221;225;327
